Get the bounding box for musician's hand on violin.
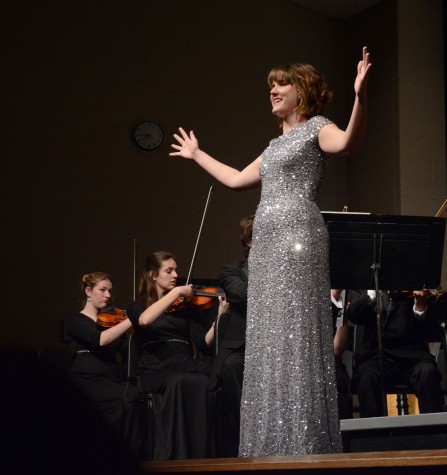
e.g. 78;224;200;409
165;285;194;314
170;128;199;160
413;289;429;313
217;295;230;315
177;284;193;299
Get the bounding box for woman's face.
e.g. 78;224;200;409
270;81;299;119
86;279;113;310
153;258;178;295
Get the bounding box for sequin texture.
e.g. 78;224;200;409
239;116;342;456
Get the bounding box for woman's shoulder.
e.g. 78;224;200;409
308;115;334;129
67;312;90;323
63;312;96;343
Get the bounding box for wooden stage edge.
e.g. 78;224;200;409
140;449;447;475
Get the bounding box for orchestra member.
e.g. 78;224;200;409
210;215;253;457
126;250;228;460
64;272;146;458
346;289;444;417
331;289;353;419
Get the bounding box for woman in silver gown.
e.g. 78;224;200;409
170;47;371;456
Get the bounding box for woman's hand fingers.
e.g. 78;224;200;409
169;128;198;159
178;127;189;140
173;133;184;143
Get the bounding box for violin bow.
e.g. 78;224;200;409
133;238;137;301
185;185;214;285
435;198;447;218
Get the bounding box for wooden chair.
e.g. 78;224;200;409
350;324;414;416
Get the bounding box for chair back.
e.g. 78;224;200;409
126;332;143;382
436;348;447;395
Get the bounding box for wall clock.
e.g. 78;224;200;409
133;120;164;151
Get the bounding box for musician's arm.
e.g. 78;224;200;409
345;290;372;325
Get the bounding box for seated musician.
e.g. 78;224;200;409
345;289;444;417
209;214;253;458
64;272;147;459
331;289;353;419
126;250;228;460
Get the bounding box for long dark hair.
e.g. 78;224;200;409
138;251;175;308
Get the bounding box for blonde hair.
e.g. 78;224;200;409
80;271;113;307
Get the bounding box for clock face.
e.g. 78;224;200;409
134;121;164;151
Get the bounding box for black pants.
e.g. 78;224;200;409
335;358;352;419
215;350;244;458
355;353;444;417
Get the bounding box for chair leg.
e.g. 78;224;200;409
145;394;155;460
396;393;409;415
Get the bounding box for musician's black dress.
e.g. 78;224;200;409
64;312;146;457
126;301;215;460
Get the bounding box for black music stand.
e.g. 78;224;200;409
322;213;446;416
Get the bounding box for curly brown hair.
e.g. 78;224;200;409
268;63;333;124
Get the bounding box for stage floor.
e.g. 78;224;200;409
141;449;447;475
141;413;447;475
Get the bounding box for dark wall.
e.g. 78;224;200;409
4;0;439;350
346;0;399;214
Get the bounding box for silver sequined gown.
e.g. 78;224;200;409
239;115;342;457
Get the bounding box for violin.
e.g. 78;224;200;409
191;286;226;310
97;307;128;327
168;286;225;313
167;186;226;314
388;288;445;301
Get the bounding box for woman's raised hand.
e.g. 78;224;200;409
170;127;199;160
354;46;372;99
